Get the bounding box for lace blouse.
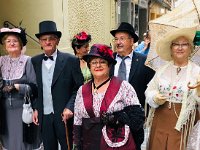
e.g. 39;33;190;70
74;80;140;125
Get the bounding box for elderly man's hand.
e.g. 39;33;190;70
153;93;167;105
62;108;73;123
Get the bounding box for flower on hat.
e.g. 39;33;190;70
75;31;88;40
97;44;114;59
82;43;117;65
72;31;91;46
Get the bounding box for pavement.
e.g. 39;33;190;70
0;129;148;150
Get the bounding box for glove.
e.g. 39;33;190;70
116;111;130;125
3;84;16;93
153;93;167;105
101;112;116;125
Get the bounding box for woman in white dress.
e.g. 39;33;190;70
145;27;200;150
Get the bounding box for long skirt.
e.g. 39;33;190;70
149;102;183;150
0;98;41;150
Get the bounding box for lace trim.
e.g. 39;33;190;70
0;55;29;80
102;125;130;147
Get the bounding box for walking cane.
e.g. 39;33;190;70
64;121;71;150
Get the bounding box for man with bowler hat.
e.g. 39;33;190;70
110;22;155;150
32;20;84;150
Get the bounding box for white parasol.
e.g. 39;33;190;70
146;0;200;70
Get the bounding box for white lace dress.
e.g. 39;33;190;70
187;104;200;150
187;120;200;150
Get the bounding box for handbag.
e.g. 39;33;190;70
22;85;33;124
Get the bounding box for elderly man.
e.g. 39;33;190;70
110;22;155;150
32;20;84;150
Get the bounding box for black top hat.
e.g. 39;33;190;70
35;20;62;39
0;27;27;46
82;44;117;65
110;22;138;43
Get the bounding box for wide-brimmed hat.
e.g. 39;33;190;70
0;27;27;46
156;27;197;61
35;20;62;39
82;44;117;65
110;22;138;43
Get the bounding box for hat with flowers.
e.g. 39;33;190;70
72;31;91;46
83;44;116;65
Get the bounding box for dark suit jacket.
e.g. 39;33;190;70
31;50;84;131
111;52;155;108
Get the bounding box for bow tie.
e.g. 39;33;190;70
43;55;54;61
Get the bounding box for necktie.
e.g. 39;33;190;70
118;56;128;80
43;56;54;61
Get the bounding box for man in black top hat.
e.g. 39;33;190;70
110;22;155;150
32;20;84;150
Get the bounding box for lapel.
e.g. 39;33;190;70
110;53;117;76
52;50;65;86
36;54;44;87
128;52;140;82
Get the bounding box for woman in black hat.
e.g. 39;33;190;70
73;44;144;150
71;31;92;83
0;27;41;150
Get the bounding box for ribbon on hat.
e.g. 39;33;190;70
0;28;21;33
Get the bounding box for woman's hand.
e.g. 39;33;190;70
33;110;39;125
188;75;200;96
197;75;200;96
2;84;16;93
153;93;167;105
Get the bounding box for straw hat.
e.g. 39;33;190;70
156;27;197;61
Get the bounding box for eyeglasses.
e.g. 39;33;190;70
40;36;58;42
171;43;189;49
5;40;19;44
112;37;131;43
90;60;108;67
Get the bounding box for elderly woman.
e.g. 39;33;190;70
73;44;144;150
71;31;92;83
145;27;200;150
0;28;41;150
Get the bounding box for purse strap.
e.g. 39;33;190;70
24;85;31;104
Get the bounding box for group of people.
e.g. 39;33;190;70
0;20;199;150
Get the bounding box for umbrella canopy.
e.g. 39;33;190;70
146;0;200;70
